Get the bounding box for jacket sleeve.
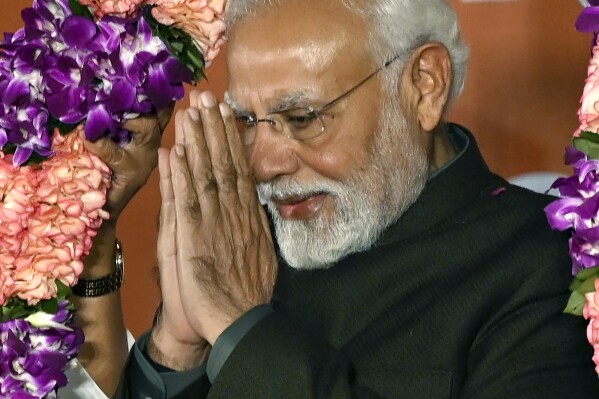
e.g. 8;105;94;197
112;306;274;399
208;311;385;399
112;331;211;399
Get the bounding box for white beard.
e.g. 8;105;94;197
257;97;429;269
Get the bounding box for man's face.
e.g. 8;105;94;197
226;0;429;269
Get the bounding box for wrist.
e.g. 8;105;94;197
149;326;209;371
81;223;117;278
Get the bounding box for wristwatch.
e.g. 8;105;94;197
72;239;124;297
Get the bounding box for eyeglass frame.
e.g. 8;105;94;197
234;54;402;145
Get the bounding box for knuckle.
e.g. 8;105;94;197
105;146;123;166
215;172;238;193
190;256;216;283
183;198;201;222
200;178;219;197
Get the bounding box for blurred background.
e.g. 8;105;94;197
0;0;592;336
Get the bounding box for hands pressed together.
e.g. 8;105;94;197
150;91;279;370
80;88;277;374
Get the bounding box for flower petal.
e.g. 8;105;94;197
107;80;136;112
62;16;97;47
85;105;114;141
577;8;599;33
13;145;33;166
3;79;29;105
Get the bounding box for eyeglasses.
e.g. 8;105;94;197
234;54;401;146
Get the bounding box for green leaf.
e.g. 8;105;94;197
564;290;587;316
580;131;599;144
575;276;598;295
68;0;95;20
5;307;31;321
41;299;59;314
570;267;599;293
1;299;35;322
575;266;599;282
141;5;206;83
56;280;72;299
573;136;599;159
171;42;184;52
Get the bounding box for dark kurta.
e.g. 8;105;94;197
118;126;599;398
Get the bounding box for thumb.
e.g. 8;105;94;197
123;116;162;148
157;102;176;132
82;131;124;169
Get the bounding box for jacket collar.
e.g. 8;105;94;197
377;124;504;246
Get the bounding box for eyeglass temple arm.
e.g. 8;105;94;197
317;54;402;114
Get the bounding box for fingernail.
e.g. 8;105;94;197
174;144;184;157
200;92;217;108
219;103;230;117
188;108;200;121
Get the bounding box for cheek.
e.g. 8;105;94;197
306;86;386;180
304;119;379;181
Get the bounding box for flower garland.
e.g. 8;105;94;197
545;0;599;377
0;0;227;397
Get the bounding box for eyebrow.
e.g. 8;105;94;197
224;91;245;115
224;90;316;116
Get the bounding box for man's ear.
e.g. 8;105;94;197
402;43;452;132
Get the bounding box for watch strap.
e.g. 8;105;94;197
72;239;124;297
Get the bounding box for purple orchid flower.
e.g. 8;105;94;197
0;301;84;399
577;0;599;33
544;147;599;273
0;0;193;165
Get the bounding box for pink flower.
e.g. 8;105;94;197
0;128;111;306
76;0;146;18
577;38;599;136
148;0;228;66
0;234;25;255
11;267;58;305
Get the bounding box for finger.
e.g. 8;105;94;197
169;144;211;301
181;108;221;218
174;109;186;146
157;148;184;322
123;115;161;147
189;90;201;109
82;132;125;169
157;148;177;278
197;92;239;203
157;102;175;132
170;144;202;231
219;102;255;199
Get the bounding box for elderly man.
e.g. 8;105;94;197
105;0;599;397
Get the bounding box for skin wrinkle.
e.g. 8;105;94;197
183;197;202;223
229;9;428;268
225;0;439;269
143;0;459;374
226;91;320;118
257;102;428;269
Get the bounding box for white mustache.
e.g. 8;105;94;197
257;179;342;205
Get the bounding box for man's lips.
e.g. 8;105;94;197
274;193;327;220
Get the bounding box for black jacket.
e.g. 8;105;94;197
116;126;599;398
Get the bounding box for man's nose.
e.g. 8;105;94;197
248;125;300;183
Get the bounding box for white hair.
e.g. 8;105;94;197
226;0;470;103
